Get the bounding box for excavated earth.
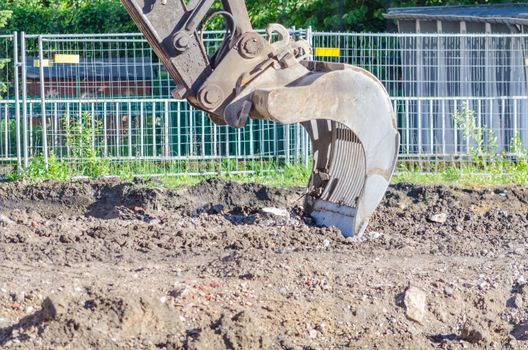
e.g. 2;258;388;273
0;178;527;349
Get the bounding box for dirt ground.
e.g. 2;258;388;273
0;178;527;349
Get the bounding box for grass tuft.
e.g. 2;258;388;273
157;163;311;189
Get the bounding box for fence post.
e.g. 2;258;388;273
294;123;299;163
20;32;28;168
306;26;314;59
249;119;253;158
304;124;309;168
285;124;290;164
165;100;170;159
128;101;133;159
38;35;49;169
13;32;22;174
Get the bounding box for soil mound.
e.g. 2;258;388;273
0;179;526;349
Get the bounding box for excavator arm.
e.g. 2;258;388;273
120;0;399;236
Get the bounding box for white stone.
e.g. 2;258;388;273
260;207;289;217
428;213;447;224
517;276;526;285
404;286;427;324
0;214;13;226
366;231;383;240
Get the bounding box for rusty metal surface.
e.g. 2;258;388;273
120;0;399;236
120;0;211;95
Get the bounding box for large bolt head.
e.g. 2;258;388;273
173;32;190;52
244;38;260;55
177;36;189;47
198;85;224;110
239;33;265;59
204;89;221;105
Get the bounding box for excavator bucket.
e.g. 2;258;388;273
252;63;399;236
121;0;399;236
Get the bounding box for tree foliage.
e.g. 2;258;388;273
0;10;12;29
247;0;519;32
0;0;136;34
0;0;521;34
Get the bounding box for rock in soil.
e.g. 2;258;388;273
0;179;526;349
460;321;487;344
259;207;290;225
403;285;427;323
428;212;447;224
512;293;524;309
260;207;289;217
511;322;528;341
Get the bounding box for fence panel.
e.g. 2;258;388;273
312;32;528;171
0;34;19;176
16;31;308;177
0;31;526;177
0;34;16;100
25;97;297;177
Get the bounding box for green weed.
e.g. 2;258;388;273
395;102;528;187
64;112;109;178
5;102;526;189
15;153;69;181
157;162;310;189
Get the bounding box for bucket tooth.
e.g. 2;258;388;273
252;64;399;236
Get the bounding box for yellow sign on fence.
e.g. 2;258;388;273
54;54;80;64
314;47;341;57
33;59;53;68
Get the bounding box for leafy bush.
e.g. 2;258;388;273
19;153;69;181
10;111;109;181
452;102;527;175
